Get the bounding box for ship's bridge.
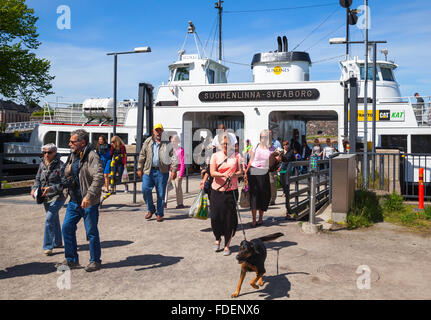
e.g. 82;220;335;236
340;57;402;102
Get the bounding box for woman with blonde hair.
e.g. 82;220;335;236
244;129;272;227
96;135;111;193
110;135;127;193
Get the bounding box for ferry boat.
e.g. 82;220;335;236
4;19;430;182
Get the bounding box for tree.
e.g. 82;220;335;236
0;0;54;105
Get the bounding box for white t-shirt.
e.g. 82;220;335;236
323;146;334;158
212;132;238;148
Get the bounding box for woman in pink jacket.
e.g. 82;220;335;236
165;135;185;209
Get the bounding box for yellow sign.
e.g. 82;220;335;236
273;66;282;75
348;110;379;122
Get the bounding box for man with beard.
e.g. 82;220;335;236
56;129;104;272
138;124;178;222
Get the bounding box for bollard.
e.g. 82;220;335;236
419;168;424;210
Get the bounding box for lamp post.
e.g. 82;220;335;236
330;39;386;188
107;46;151;136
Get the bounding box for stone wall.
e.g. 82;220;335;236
306;120;338;137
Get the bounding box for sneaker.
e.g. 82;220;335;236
44;249;53;256
175;204;185;209
55;259;80;269
84;261;102;272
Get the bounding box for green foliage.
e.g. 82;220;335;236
347;189;383;229
423;206;431;220
0;0;54;105
31;109;53;116
383;192;405;212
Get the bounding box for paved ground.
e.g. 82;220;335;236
1;176;430;300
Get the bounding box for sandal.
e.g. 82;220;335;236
257;221;263;226
250;222;257;228
223;249;231;256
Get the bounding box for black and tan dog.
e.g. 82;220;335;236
231;232;284;298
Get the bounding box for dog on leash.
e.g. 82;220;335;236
231;232;284;298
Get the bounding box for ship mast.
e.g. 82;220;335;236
215;0;223;63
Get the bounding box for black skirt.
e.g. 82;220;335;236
210;188;238;247
248;168;271;211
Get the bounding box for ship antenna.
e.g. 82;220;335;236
215;0;223;63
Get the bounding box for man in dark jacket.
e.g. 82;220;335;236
56;129;104;272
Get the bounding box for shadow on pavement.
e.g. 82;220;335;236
78;240;133;252
236;272;309;299
0;262;56;280
163;213;190;221
102;254;184;271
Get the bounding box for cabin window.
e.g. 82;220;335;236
207;69;215;84
380;135;407;152
411;135;431;153
381;67;395;81
174;67;189;81
92;133;109;144
360;66;380;81
117;133;128;144
43;131;56;145
58;131;71;149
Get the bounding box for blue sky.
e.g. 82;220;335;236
20;0;431;103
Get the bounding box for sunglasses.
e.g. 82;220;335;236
43;151;53;155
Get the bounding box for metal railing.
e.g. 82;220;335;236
5;121;41;133
405;96;431;126
285;159;331;220
354;152;431;200
0;151;198;199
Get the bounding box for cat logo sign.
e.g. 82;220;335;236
273;66;282;75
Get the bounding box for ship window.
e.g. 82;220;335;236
380;135;407;152
117;133;128;144
58;131;71;149
360;66;380;81
43;131;56;145
174;67;189;81
381;67;394;81
207;69;215;84
411;135;431;153
92;133;109;144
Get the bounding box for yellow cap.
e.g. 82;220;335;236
153;123;164;130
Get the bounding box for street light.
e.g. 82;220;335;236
107;46;152;135
330;39;387;188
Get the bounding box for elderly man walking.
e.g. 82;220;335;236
138;124;178;222
56;129;104;272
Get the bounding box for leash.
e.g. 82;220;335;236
217;176;247;241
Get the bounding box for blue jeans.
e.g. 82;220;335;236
62;201;101;264
43;199;65;250
142;168;169;217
